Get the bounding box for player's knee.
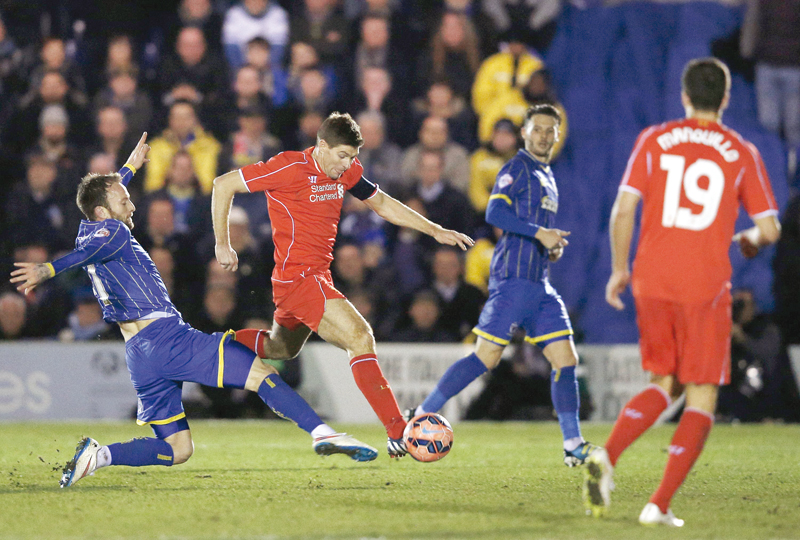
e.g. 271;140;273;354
349;329;376;356
266;346;300;361
170;439;194;465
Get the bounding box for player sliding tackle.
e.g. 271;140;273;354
11;134;381;489
211;112;474;457
409;104;609;504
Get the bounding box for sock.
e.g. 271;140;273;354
311;425;337;439
550;366;583;446
234;328;266;358
106;438;174;467
605;385;671;466
349;354;405;439
258;374;324;434
420;353;488;414
96;446;112;468
650;408;713;513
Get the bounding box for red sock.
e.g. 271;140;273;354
349;354;405;439
234;329;266;358
650;408;713;513
605;385;670;466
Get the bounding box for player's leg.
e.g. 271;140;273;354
605;298;683;467
645;383;715;522
541;337;582;450
316;298;407;453
640;294;729;526
414;337;502;417
226;333;377;461
60;403;190;488
605;374;683;467
234;319;313;361
532;286;590;461
414;280;522;417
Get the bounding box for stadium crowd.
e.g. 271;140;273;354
0;0;798;421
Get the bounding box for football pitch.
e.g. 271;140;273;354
1;421;798;540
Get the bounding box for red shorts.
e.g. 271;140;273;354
634;291;732;385
272;270;345;332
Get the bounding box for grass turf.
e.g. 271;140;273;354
1;421;798;539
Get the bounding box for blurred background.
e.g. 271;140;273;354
0;0;797;423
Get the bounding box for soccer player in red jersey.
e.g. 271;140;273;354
211;112;474;457
585;58;782;525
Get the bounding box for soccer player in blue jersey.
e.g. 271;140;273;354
10;134;378;489
410;104;610;504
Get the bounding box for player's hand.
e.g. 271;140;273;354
535;227;570;250
125;132;151;170
605;269;631;311
215;244;239;272
733;230;759;259
10;262;52;295
432;227;475;251
548;245;564;262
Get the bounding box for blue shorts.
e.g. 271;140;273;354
473;278;573;348
125;317;257;430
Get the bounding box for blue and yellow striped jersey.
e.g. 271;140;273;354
488;149;559;283
49;167;182;323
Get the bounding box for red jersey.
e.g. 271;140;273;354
240;148;366;281
620;118;778;303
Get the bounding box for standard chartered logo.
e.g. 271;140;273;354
309;183;345;202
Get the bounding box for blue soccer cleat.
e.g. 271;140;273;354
60;437;101;488
313;433;378;462
564;440;602;467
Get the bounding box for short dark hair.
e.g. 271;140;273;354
247;37;270;50
76;172;121;220
317;112;364;148
681;57;730;112
524;103;561;125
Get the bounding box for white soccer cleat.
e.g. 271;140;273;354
583;446;614;517
638;502;685;527
313;433;378;462
60;437;101;488
387;436;408;458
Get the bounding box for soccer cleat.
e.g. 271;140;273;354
582;446;614;518
60;437;101;488
638;502;684;527
313;433;378;462
387;437;408;458
564;440;602;467
402;407;418;422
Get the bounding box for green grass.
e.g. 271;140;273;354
1;421;798;539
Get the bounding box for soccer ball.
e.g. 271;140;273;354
403;413;453;462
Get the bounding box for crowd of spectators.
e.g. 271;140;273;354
0;0;797;422
0;0;565;345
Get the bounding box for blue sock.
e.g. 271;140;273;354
107;438;174;467
258;374;323;433
551;366;582;443
421;353;488;413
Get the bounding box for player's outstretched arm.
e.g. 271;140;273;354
733;215;781;259
364;189;474;250
211;170;250;271
606;190;640;310
125;132;150;171
10;263;53;295
11;221;130;295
